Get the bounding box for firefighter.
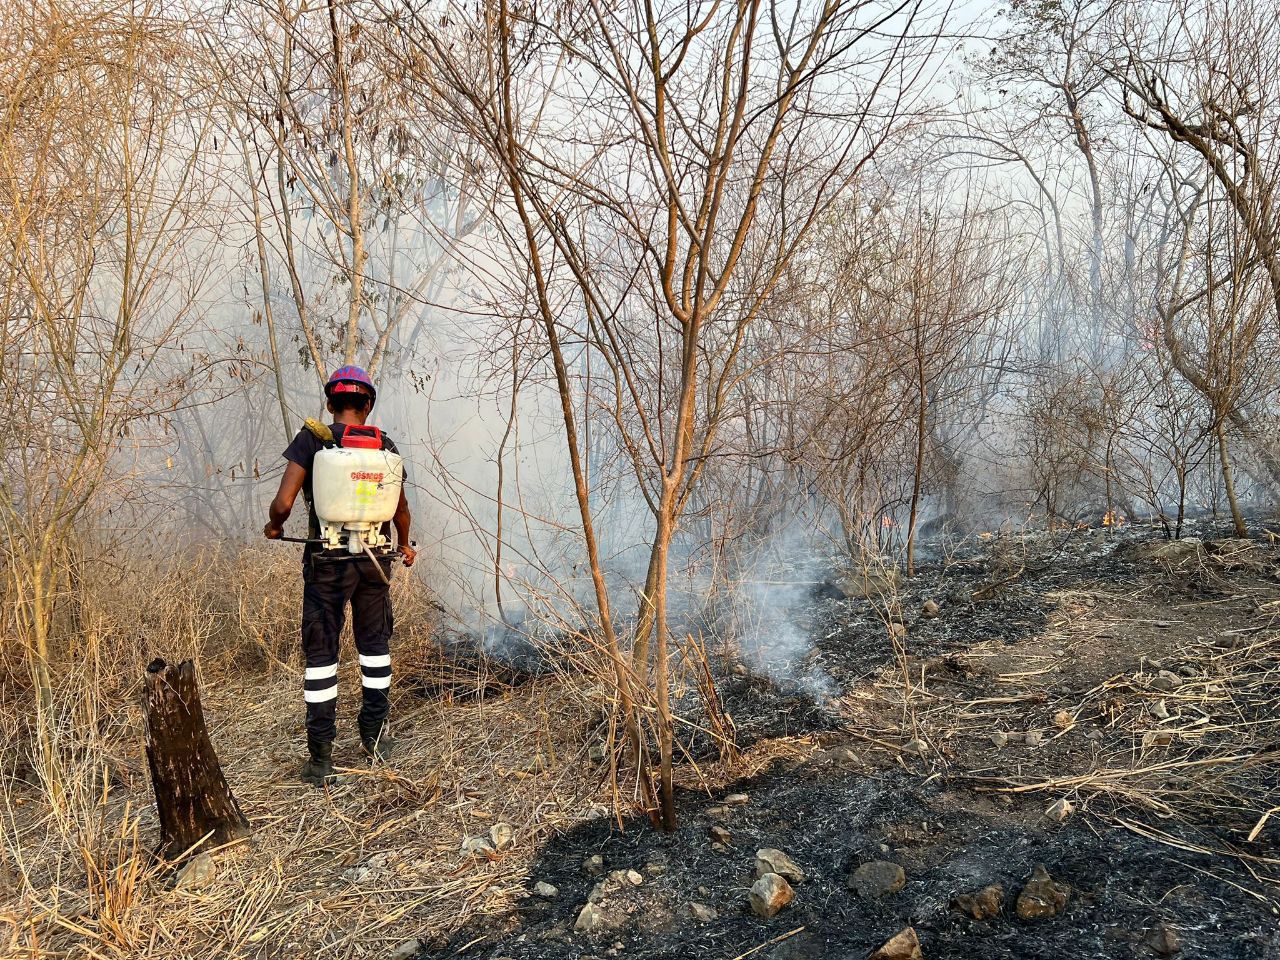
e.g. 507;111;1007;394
263;366;416;786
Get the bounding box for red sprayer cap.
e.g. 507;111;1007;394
341;425;383;449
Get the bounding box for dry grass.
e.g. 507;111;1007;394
0;544;772;959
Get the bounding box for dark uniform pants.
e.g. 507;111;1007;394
301;555;394;742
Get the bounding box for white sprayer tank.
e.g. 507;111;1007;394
312;439;404;552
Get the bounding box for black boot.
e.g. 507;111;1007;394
300;735;336;786
359;722;395;763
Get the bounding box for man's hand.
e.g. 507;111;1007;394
264;521;284;540
400;543;417;567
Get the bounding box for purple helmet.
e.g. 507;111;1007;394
325;365;376;405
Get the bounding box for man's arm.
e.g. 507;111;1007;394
264;462;308;538
393;488;415;566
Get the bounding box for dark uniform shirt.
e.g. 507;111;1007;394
283;423;405;558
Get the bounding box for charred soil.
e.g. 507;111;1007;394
437;524;1280;960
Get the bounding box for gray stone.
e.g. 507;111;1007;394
724;793;750;806
1146;921;1182;956
389;940;422;960
709;825;732;845
1046;798;1074;823
1016;864;1070;920
749;873;794;918
690;902;718;922
990;731;1008;748
1151;670;1183;691
951;884;1003;921
534;881;559;898
460;836;495;857
489;822;514;851
903;738;928;755
1024;730;1044;748
755;848;806;884
574;902;623;934
868;926;923;960
584;854;605;876
921;599;941;618
175;852;216;890
819;745;861;766
849;861;906;898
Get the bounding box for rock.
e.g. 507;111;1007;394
903;738;927;756
1086;728;1104;741
1053;710;1073;729
1151;670;1183;691
534;881;559;898
644;862;667;877
588;743;607;764
460;836;495;858
724;793;750;807
489;822;514;851
340;865;371;884
831;569;901;600
868;926;923;960
732;662;750;677
820;745;861;767
749;873;794;918
589;870;644;904
755;849;806;885
1146;921;1182;955
951;884;1003;921
1024;730;1043;748
1143;730;1174;748
175;852;216;890
690;902;718;922
889;622;908;640
706;805;730;817
389;940;422;960
1133;538;1203;565
709;825;732;845
1016;864;1070;920
574;902;623;934
1151;699;1171;720
849;861;906;898
990;731;1008;748
1046;798;1074;823
921;599;941;618
584;854;605;876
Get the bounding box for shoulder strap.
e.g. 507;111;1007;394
304;418;335;447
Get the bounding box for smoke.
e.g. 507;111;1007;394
729;528;837;703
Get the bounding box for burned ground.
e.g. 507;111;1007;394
435;524;1280;960
7;525;1278;960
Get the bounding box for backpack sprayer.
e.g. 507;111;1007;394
278;419;406;581
312;423;404;553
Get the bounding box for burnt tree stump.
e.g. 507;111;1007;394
143;658;250;858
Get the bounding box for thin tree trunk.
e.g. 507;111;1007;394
1217;421;1247;537
143;659;250;859
906;370;927;576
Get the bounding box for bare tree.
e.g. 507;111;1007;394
0;1;220;796
394;0;944;827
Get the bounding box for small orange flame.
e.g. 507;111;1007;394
1102;510;1125;528
881;516;896;529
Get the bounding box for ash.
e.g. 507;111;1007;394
433;519;1280;960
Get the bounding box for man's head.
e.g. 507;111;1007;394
325;365;376;419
